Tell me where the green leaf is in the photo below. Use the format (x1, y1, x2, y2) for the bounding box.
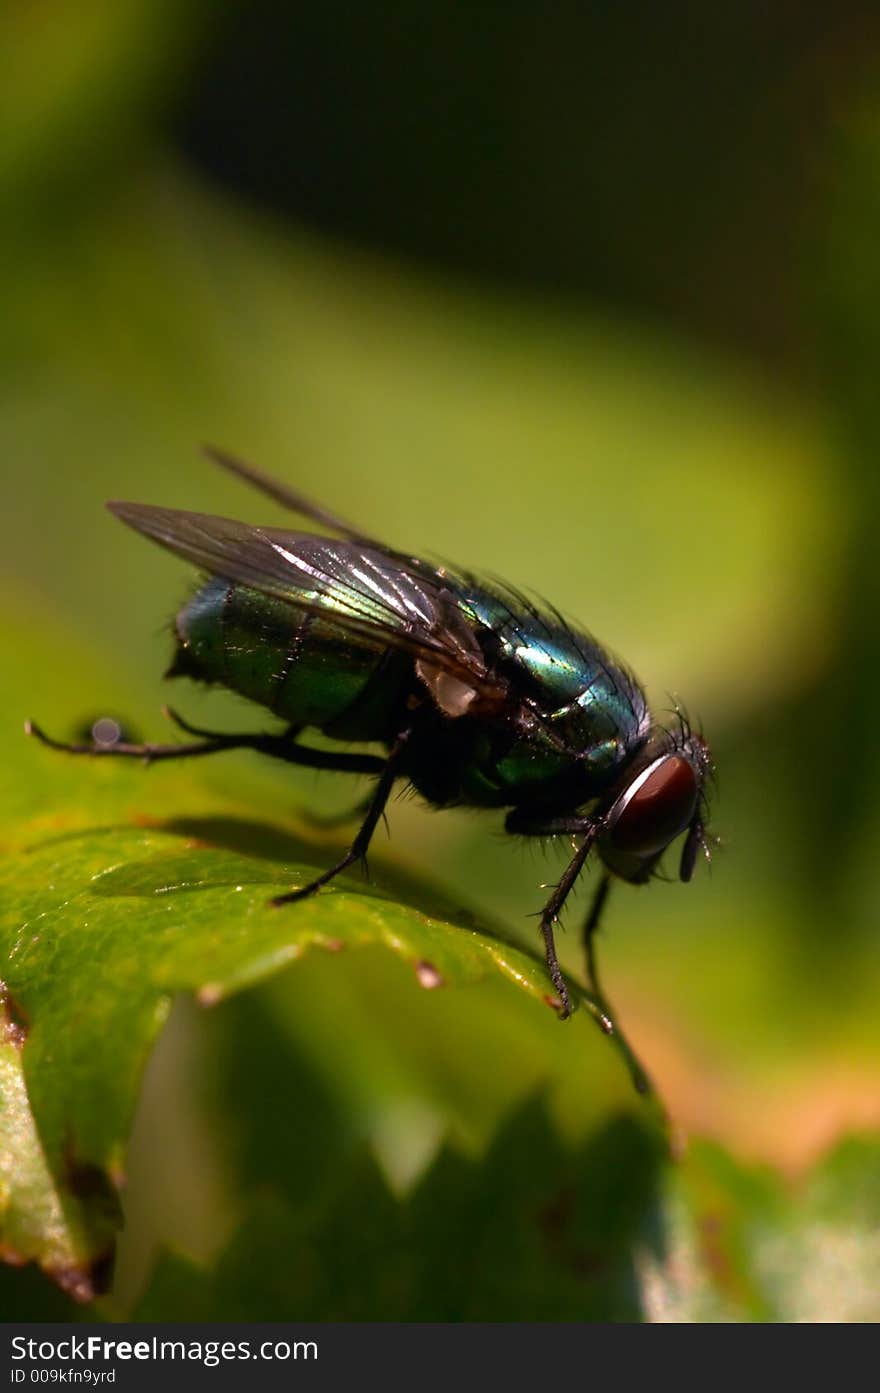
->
(136, 1096, 665, 1321)
(133, 1027, 880, 1323)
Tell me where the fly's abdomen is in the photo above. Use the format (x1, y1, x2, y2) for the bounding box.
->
(173, 577, 409, 739)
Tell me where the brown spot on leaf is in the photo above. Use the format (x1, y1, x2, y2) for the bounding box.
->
(0, 981, 29, 1047)
(415, 960, 444, 990)
(323, 937, 345, 953)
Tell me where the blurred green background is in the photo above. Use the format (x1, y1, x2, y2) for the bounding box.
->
(2, 1, 880, 1320)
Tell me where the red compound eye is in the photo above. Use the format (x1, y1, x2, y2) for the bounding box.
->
(609, 755, 699, 857)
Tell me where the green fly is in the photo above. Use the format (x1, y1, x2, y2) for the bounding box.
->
(28, 448, 713, 1034)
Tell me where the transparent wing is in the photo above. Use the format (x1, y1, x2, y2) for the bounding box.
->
(108, 502, 510, 708)
(202, 445, 377, 544)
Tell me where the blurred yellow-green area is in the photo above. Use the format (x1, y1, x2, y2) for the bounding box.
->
(2, 0, 880, 1320)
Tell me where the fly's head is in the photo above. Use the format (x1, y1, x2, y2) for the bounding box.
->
(596, 718, 713, 886)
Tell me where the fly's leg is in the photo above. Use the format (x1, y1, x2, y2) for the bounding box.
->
(679, 814, 706, 882)
(534, 835, 599, 1021)
(164, 711, 383, 827)
(271, 728, 411, 906)
(583, 871, 612, 1004)
(162, 718, 381, 824)
(25, 708, 386, 776)
(160, 708, 386, 775)
(505, 804, 653, 1094)
(579, 872, 652, 1097)
(25, 716, 234, 764)
(504, 808, 600, 1022)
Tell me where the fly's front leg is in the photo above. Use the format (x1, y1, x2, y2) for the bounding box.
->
(505, 807, 601, 1021)
(579, 871, 652, 1097)
(583, 871, 612, 1004)
(679, 814, 707, 882)
(506, 806, 652, 1094)
(534, 834, 599, 1021)
(271, 727, 411, 907)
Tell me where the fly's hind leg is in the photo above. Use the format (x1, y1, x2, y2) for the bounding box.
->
(164, 708, 387, 775)
(25, 707, 386, 776)
(162, 709, 384, 829)
(271, 727, 411, 907)
(25, 714, 234, 764)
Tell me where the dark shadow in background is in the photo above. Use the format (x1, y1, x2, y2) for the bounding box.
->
(173, 0, 878, 371)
